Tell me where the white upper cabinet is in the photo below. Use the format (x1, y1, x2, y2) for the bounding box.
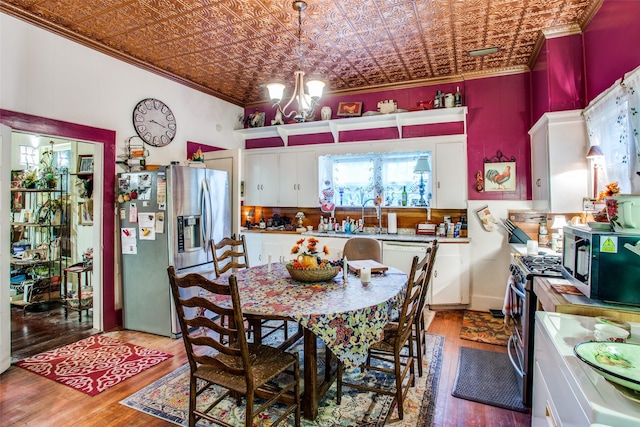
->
(529, 110, 588, 213)
(434, 141, 467, 209)
(245, 153, 279, 206)
(278, 151, 318, 207)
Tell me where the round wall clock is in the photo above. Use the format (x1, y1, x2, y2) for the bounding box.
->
(132, 98, 177, 147)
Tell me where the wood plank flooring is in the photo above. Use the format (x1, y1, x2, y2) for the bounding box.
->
(10, 302, 97, 363)
(1, 309, 531, 426)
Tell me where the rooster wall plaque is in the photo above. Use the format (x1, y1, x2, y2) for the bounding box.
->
(483, 150, 516, 192)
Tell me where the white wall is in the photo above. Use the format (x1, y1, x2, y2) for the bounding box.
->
(467, 200, 533, 312)
(0, 13, 244, 162)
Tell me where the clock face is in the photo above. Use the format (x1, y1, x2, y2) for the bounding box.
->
(132, 98, 177, 147)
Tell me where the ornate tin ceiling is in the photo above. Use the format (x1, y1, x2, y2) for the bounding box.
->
(2, 0, 602, 107)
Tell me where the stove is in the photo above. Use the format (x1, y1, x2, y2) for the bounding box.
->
(510, 254, 562, 291)
(507, 252, 562, 407)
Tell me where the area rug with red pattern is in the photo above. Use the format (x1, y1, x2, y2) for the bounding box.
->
(14, 334, 172, 396)
(459, 310, 509, 346)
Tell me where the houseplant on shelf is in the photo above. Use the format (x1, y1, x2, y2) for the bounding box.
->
(19, 168, 39, 189)
(39, 147, 58, 189)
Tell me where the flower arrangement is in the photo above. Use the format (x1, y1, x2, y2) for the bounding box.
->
(290, 237, 329, 257)
(39, 147, 59, 188)
(288, 237, 333, 270)
(19, 168, 39, 188)
(593, 182, 620, 222)
(597, 181, 620, 201)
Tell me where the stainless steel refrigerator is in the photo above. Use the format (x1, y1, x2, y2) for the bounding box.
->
(118, 165, 230, 337)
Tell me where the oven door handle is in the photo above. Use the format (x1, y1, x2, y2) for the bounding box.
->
(507, 335, 524, 378)
(510, 282, 526, 299)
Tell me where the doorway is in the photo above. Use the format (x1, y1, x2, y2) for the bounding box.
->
(0, 109, 119, 372)
(9, 134, 99, 361)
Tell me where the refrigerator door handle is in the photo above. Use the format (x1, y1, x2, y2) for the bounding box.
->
(201, 178, 212, 247)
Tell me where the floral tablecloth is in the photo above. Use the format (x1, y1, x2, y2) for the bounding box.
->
(209, 262, 407, 368)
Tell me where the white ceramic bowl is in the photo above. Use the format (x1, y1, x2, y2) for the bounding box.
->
(594, 323, 630, 343)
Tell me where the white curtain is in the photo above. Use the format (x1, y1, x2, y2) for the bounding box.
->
(623, 65, 640, 192)
(583, 77, 637, 194)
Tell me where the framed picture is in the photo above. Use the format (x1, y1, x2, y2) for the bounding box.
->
(79, 201, 93, 225)
(484, 161, 516, 192)
(78, 155, 94, 174)
(337, 101, 363, 117)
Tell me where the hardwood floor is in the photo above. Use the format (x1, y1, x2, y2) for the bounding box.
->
(1, 310, 531, 426)
(10, 302, 98, 363)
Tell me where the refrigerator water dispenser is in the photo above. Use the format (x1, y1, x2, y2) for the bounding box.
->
(177, 215, 202, 253)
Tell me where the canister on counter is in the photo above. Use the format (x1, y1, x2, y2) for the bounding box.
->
(538, 220, 550, 246)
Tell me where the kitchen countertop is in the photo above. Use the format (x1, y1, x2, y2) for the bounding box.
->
(509, 243, 560, 256)
(241, 228, 471, 243)
(534, 276, 640, 323)
(302, 231, 470, 243)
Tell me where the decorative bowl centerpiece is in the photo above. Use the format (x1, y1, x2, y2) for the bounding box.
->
(286, 263, 340, 282)
(286, 237, 341, 282)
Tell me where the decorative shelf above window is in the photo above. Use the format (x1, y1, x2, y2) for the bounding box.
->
(235, 107, 468, 148)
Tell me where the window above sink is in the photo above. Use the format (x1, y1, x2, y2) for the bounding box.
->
(319, 151, 432, 208)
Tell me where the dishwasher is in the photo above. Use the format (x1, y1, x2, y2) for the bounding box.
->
(382, 241, 431, 275)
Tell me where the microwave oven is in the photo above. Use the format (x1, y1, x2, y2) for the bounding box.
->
(562, 226, 640, 305)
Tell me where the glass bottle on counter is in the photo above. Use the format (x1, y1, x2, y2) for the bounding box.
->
(401, 186, 408, 206)
(538, 221, 549, 246)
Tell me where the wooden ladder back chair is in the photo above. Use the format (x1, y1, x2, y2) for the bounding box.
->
(414, 240, 439, 377)
(167, 266, 300, 427)
(210, 235, 293, 344)
(342, 237, 382, 262)
(210, 234, 249, 276)
(336, 254, 426, 420)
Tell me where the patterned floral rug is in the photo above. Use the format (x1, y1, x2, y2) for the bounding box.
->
(120, 333, 444, 426)
(459, 310, 510, 346)
(14, 335, 173, 396)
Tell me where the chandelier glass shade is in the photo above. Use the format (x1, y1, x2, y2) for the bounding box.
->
(266, 1, 325, 124)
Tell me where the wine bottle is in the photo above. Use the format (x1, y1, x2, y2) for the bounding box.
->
(454, 86, 462, 107)
(401, 186, 408, 206)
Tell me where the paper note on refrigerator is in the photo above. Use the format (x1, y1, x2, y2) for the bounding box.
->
(138, 213, 156, 240)
(121, 228, 137, 254)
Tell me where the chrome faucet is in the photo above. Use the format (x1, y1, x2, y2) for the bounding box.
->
(361, 198, 382, 234)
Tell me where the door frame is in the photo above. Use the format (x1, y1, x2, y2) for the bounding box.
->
(0, 109, 120, 331)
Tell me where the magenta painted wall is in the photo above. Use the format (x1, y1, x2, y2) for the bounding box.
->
(465, 74, 531, 201)
(583, 0, 640, 103)
(531, 34, 585, 123)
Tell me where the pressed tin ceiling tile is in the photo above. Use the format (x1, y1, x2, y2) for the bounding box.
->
(1, 0, 602, 106)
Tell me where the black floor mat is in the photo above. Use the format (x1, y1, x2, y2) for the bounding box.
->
(451, 346, 528, 413)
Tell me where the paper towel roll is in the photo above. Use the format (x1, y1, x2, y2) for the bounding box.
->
(388, 213, 398, 234)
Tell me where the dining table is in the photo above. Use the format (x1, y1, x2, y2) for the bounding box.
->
(203, 261, 408, 420)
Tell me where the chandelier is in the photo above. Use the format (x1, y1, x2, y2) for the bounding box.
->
(266, 1, 325, 124)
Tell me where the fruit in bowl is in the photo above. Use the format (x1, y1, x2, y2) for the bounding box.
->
(286, 257, 343, 283)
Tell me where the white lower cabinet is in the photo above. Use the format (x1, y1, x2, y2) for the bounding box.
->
(428, 242, 470, 305)
(241, 233, 348, 266)
(241, 232, 264, 266)
(382, 241, 470, 306)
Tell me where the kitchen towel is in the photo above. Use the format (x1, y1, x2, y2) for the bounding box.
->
(387, 213, 398, 234)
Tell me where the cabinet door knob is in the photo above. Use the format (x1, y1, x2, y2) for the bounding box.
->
(536, 179, 541, 187)
(434, 270, 438, 278)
